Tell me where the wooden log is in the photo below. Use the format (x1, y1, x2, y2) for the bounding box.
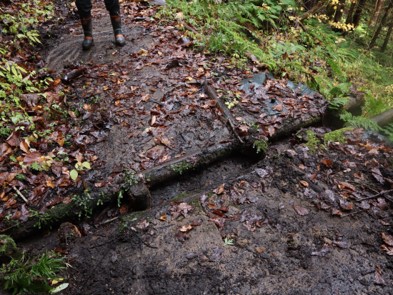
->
(323, 95, 365, 129)
(372, 108, 393, 127)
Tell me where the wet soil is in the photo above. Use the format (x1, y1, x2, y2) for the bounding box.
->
(20, 128, 393, 295)
(4, 0, 393, 294)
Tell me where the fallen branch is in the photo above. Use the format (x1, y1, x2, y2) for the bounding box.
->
(203, 80, 244, 144)
(12, 186, 29, 204)
(356, 189, 393, 202)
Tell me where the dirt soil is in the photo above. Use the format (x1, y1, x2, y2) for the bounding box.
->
(5, 0, 393, 294)
(24, 128, 393, 295)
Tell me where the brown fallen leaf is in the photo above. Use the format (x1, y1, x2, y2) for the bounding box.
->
(381, 244, 393, 256)
(381, 232, 393, 246)
(299, 180, 309, 187)
(320, 158, 333, 168)
(371, 167, 385, 184)
(339, 199, 354, 211)
(293, 204, 309, 216)
(179, 224, 193, 233)
(273, 104, 283, 112)
(159, 213, 167, 221)
(213, 184, 225, 195)
(374, 265, 386, 285)
(337, 181, 356, 191)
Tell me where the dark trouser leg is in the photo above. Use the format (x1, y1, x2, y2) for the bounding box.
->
(75, 0, 94, 50)
(75, 0, 92, 18)
(104, 0, 125, 46)
(104, 0, 120, 15)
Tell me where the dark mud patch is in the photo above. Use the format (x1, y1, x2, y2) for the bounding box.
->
(17, 129, 393, 295)
(46, 25, 153, 71)
(150, 153, 260, 207)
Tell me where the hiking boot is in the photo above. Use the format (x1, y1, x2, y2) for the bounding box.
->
(81, 16, 94, 50)
(82, 36, 94, 50)
(110, 15, 126, 46)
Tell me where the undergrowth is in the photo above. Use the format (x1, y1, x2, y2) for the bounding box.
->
(161, 0, 393, 139)
(0, 235, 67, 294)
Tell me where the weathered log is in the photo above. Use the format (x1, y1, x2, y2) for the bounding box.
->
(372, 108, 393, 127)
(323, 95, 365, 129)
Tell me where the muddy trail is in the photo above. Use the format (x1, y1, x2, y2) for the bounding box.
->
(3, 0, 393, 294)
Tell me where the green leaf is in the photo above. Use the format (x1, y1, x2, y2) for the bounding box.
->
(81, 161, 91, 170)
(70, 169, 78, 181)
(50, 283, 69, 293)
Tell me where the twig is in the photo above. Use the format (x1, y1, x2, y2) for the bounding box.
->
(12, 186, 29, 204)
(356, 189, 393, 202)
(97, 216, 119, 226)
(203, 81, 244, 144)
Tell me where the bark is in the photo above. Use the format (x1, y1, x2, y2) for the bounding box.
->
(369, 0, 393, 49)
(323, 95, 365, 129)
(345, 1, 357, 24)
(372, 109, 393, 127)
(333, 0, 346, 23)
(369, 0, 385, 26)
(352, 0, 367, 28)
(303, 0, 319, 10)
(381, 18, 393, 52)
(300, 1, 326, 21)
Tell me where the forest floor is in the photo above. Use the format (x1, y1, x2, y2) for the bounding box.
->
(4, 1, 393, 294)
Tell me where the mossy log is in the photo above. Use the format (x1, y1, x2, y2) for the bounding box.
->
(323, 95, 365, 129)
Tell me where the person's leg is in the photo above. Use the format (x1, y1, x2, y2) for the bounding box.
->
(104, 0, 125, 46)
(75, 0, 94, 50)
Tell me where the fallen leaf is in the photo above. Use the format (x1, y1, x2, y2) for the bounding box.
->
(382, 232, 393, 246)
(293, 204, 309, 216)
(213, 184, 225, 195)
(320, 158, 333, 168)
(19, 140, 30, 153)
(273, 104, 283, 112)
(179, 224, 193, 232)
(299, 180, 309, 187)
(371, 168, 384, 184)
(374, 265, 386, 285)
(136, 219, 149, 229)
(339, 199, 354, 211)
(381, 244, 393, 255)
(337, 181, 356, 191)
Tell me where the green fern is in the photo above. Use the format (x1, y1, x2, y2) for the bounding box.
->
(340, 111, 381, 131)
(382, 123, 393, 142)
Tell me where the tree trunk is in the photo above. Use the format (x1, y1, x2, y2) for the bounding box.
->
(369, 0, 385, 26)
(369, 0, 393, 49)
(381, 18, 393, 52)
(303, 0, 319, 11)
(333, 0, 346, 22)
(345, 1, 357, 24)
(352, 0, 367, 27)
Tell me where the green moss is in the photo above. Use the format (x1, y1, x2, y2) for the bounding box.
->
(170, 162, 192, 175)
(323, 128, 353, 145)
(304, 130, 320, 153)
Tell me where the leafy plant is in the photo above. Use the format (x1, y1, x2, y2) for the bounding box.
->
(0, 235, 66, 295)
(253, 139, 268, 154)
(171, 162, 192, 175)
(29, 210, 52, 230)
(73, 192, 93, 219)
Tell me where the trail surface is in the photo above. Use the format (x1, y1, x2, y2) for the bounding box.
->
(10, 1, 393, 294)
